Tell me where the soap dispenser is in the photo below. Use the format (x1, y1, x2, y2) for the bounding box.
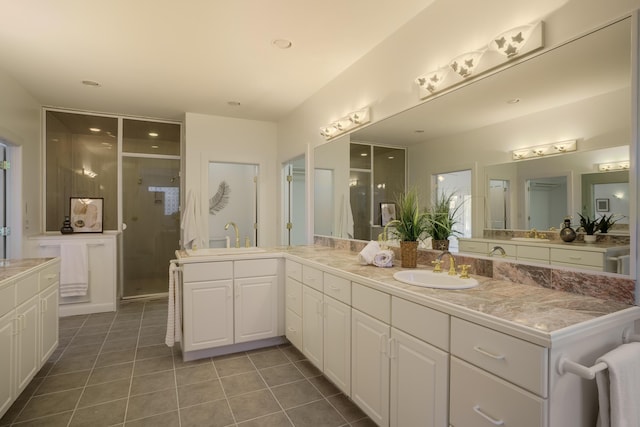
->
(559, 217, 576, 242)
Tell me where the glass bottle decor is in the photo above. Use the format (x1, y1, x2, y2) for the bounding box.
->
(559, 217, 576, 242)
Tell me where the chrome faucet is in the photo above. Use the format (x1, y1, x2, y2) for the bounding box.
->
(488, 245, 506, 257)
(436, 250, 457, 276)
(224, 222, 240, 248)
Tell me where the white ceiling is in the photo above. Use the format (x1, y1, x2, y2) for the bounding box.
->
(0, 0, 436, 122)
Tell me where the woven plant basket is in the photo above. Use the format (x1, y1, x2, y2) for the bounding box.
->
(400, 241, 418, 268)
(432, 239, 450, 251)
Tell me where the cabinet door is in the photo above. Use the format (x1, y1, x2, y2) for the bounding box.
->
(0, 310, 15, 417)
(352, 309, 390, 427)
(183, 280, 233, 352)
(323, 296, 351, 395)
(302, 285, 323, 368)
(40, 284, 59, 365)
(390, 328, 448, 427)
(234, 276, 278, 343)
(16, 295, 39, 393)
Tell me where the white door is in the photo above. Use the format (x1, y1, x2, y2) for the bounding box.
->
(302, 285, 324, 368)
(0, 309, 15, 416)
(40, 284, 59, 365)
(16, 295, 39, 393)
(323, 295, 351, 395)
(183, 280, 233, 351)
(351, 309, 390, 426)
(390, 328, 449, 427)
(234, 276, 278, 343)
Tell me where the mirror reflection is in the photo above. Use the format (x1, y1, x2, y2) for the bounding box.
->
(314, 17, 632, 275)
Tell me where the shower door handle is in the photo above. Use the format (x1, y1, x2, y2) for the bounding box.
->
(122, 223, 128, 230)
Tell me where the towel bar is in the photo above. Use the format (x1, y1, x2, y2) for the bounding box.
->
(557, 327, 640, 379)
(39, 242, 105, 247)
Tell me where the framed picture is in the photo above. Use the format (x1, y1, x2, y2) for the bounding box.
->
(596, 198, 609, 212)
(380, 202, 397, 226)
(70, 197, 104, 233)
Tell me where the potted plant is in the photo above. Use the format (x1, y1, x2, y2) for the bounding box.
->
(578, 213, 599, 243)
(387, 188, 429, 268)
(598, 213, 620, 233)
(426, 192, 462, 250)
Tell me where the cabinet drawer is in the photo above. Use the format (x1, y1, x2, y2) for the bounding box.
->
(302, 265, 323, 291)
(352, 282, 390, 323)
(39, 263, 60, 291)
(450, 357, 546, 427)
(183, 261, 233, 283)
(550, 248, 603, 268)
(458, 240, 488, 254)
(286, 259, 302, 282)
(451, 317, 548, 396)
(285, 309, 302, 349)
(0, 283, 15, 317)
(324, 273, 351, 305)
(285, 277, 302, 315)
(234, 258, 278, 278)
(391, 297, 449, 351)
(516, 245, 549, 261)
(16, 273, 39, 305)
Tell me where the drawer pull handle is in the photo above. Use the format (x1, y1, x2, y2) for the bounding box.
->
(473, 405, 504, 425)
(380, 334, 388, 355)
(329, 285, 340, 292)
(473, 346, 505, 360)
(569, 256, 581, 260)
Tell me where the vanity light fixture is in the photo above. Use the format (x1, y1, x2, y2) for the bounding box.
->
(320, 107, 371, 140)
(449, 51, 485, 78)
(489, 24, 537, 58)
(597, 160, 630, 172)
(511, 139, 577, 160)
(415, 68, 449, 94)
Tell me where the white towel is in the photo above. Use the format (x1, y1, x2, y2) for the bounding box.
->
(181, 189, 205, 250)
(59, 243, 89, 297)
(596, 342, 640, 427)
(373, 250, 394, 268)
(358, 241, 381, 265)
(165, 262, 182, 347)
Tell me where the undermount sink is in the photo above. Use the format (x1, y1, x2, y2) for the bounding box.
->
(185, 247, 267, 256)
(510, 237, 551, 242)
(393, 270, 479, 290)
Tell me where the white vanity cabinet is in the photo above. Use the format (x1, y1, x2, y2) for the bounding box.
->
(0, 259, 60, 420)
(302, 283, 324, 367)
(181, 258, 281, 357)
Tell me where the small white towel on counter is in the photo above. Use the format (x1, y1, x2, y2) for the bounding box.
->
(165, 262, 182, 347)
(358, 241, 381, 265)
(373, 250, 394, 268)
(596, 342, 640, 427)
(59, 242, 89, 297)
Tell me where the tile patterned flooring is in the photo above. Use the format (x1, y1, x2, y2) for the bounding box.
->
(0, 298, 375, 427)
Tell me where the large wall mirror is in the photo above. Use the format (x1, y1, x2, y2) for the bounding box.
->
(314, 16, 633, 275)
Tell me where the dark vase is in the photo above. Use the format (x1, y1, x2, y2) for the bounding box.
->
(559, 218, 576, 242)
(432, 239, 450, 251)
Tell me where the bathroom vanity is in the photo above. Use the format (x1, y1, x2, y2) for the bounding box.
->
(176, 246, 640, 427)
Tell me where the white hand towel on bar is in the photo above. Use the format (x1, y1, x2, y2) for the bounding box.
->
(358, 241, 381, 265)
(596, 341, 640, 427)
(165, 262, 182, 347)
(373, 250, 394, 268)
(181, 189, 205, 250)
(59, 242, 89, 297)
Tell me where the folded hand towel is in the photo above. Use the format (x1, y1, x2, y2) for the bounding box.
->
(596, 341, 640, 427)
(60, 243, 89, 297)
(165, 262, 182, 347)
(358, 241, 381, 265)
(373, 250, 394, 268)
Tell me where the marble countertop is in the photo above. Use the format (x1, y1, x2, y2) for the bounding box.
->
(459, 237, 629, 252)
(0, 258, 57, 282)
(177, 245, 640, 346)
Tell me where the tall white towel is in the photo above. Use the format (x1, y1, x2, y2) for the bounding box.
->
(596, 342, 640, 427)
(358, 241, 381, 265)
(59, 243, 89, 297)
(181, 189, 205, 250)
(165, 262, 182, 347)
(373, 250, 394, 268)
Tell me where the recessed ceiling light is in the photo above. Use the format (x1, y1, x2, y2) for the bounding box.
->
(507, 98, 521, 104)
(148, 132, 158, 137)
(82, 80, 101, 87)
(388, 156, 395, 159)
(89, 127, 101, 132)
(360, 153, 368, 157)
(272, 39, 292, 49)
(151, 145, 159, 149)
(414, 129, 425, 133)
(227, 101, 241, 107)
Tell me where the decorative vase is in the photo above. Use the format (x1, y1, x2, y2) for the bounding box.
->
(432, 239, 450, 251)
(400, 241, 418, 268)
(559, 218, 576, 242)
(60, 216, 74, 234)
(584, 234, 597, 243)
